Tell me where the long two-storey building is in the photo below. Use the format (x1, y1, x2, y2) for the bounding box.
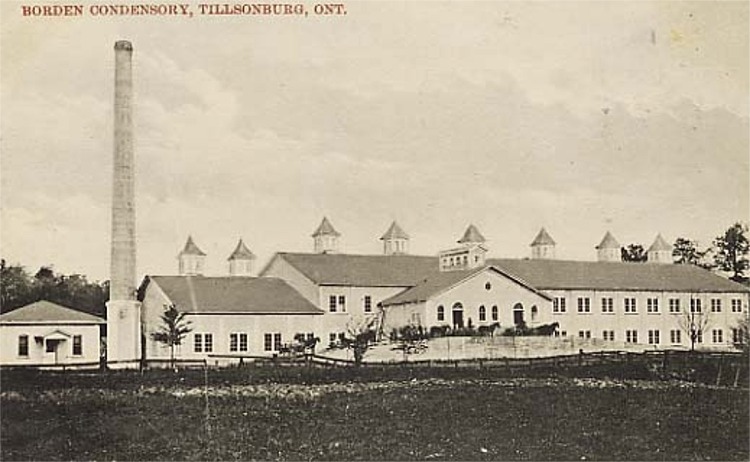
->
(135, 219, 749, 362)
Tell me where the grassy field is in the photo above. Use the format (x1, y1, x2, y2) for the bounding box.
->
(1, 367, 748, 461)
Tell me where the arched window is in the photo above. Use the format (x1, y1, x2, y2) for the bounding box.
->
(513, 303, 524, 326)
(479, 305, 486, 321)
(531, 305, 538, 321)
(437, 305, 445, 321)
(491, 305, 498, 321)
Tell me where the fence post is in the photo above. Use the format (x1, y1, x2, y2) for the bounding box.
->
(733, 365, 741, 388)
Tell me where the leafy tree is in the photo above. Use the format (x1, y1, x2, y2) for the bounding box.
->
(677, 303, 711, 352)
(151, 304, 192, 369)
(0, 260, 34, 311)
(621, 244, 647, 262)
(341, 317, 378, 366)
(733, 311, 749, 355)
(0, 260, 108, 316)
(672, 238, 709, 266)
(714, 223, 749, 283)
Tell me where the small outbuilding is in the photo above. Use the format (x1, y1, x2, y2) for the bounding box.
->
(0, 300, 105, 367)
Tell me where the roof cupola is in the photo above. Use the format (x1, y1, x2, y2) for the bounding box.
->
(178, 236, 206, 275)
(530, 227, 556, 260)
(380, 221, 410, 255)
(228, 238, 256, 276)
(312, 217, 340, 254)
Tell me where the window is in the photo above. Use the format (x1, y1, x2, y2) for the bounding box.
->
(338, 295, 346, 312)
(194, 333, 203, 353)
(626, 330, 638, 343)
(264, 333, 273, 351)
(710, 299, 722, 313)
(72, 335, 82, 355)
(364, 295, 372, 313)
(733, 328, 743, 344)
(479, 305, 486, 321)
(230, 333, 248, 352)
(491, 305, 498, 321)
(555, 330, 568, 338)
(329, 333, 337, 344)
(553, 297, 566, 313)
(46, 341, 55, 353)
(690, 298, 702, 313)
(601, 297, 614, 313)
(603, 330, 615, 341)
(624, 298, 637, 313)
(670, 330, 681, 344)
(577, 297, 590, 313)
(732, 299, 742, 312)
(485, 282, 492, 291)
(669, 298, 681, 313)
(647, 298, 659, 313)
(437, 305, 445, 321)
(696, 331, 703, 343)
(274, 333, 282, 351)
(712, 329, 723, 344)
(531, 305, 538, 321)
(204, 334, 213, 353)
(648, 330, 660, 345)
(329, 295, 337, 312)
(18, 335, 28, 357)
(578, 330, 591, 339)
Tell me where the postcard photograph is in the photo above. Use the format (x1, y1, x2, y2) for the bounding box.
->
(1, 1, 748, 460)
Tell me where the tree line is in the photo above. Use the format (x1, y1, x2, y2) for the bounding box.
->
(622, 222, 749, 283)
(0, 259, 108, 317)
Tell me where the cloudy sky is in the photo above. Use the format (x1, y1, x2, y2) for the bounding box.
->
(1, 1, 748, 282)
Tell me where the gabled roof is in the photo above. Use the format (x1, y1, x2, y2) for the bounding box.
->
(263, 252, 750, 293)
(647, 234, 672, 252)
(382, 266, 552, 306)
(143, 276, 323, 315)
(457, 224, 486, 244)
(380, 221, 409, 240)
(596, 231, 620, 250)
(227, 239, 256, 261)
(268, 252, 439, 286)
(179, 236, 206, 256)
(0, 300, 105, 324)
(530, 228, 556, 246)
(487, 258, 750, 293)
(312, 217, 341, 237)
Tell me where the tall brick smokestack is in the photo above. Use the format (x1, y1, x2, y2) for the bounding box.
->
(111, 40, 135, 301)
(107, 40, 141, 366)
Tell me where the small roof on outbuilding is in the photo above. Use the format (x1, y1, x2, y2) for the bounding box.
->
(0, 300, 105, 324)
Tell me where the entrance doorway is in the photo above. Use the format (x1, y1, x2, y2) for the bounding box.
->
(452, 302, 464, 329)
(45, 339, 64, 364)
(513, 303, 524, 326)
